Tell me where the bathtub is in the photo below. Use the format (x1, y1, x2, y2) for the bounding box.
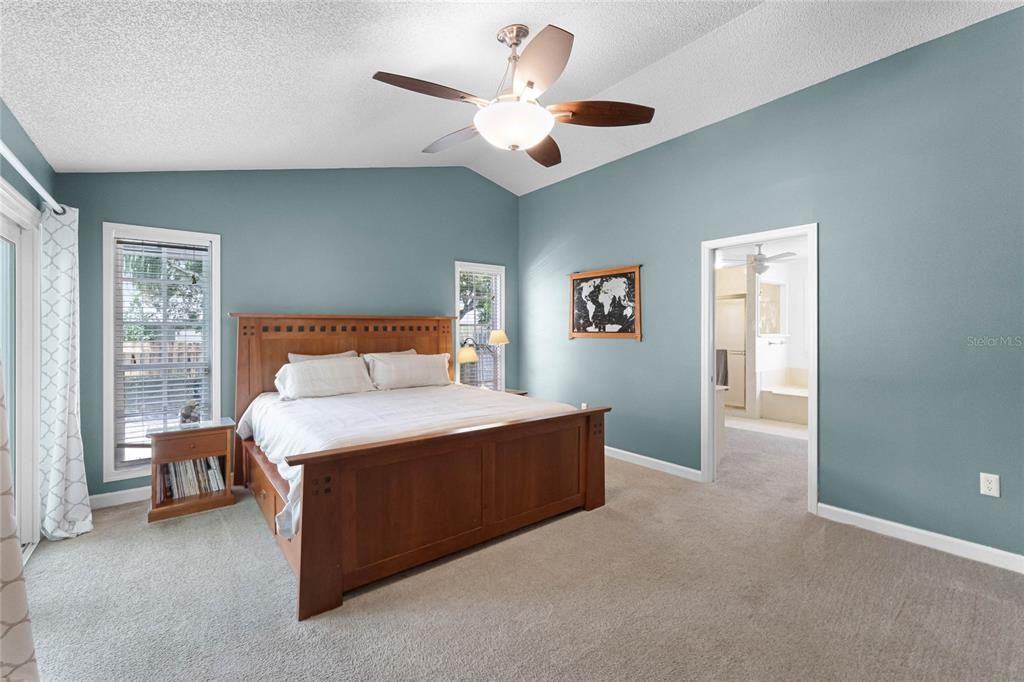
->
(758, 368, 808, 425)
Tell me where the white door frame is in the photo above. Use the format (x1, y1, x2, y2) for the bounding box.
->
(0, 177, 42, 549)
(700, 223, 819, 514)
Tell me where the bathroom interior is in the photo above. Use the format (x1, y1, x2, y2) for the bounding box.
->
(714, 236, 809, 438)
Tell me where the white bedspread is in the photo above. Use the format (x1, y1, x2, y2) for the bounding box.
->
(237, 384, 576, 537)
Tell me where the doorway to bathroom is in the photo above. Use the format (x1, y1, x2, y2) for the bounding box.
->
(699, 224, 819, 514)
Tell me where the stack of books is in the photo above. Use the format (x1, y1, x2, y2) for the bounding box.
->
(158, 457, 227, 503)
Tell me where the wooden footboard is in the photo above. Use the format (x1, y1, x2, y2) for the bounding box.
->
(244, 407, 608, 620)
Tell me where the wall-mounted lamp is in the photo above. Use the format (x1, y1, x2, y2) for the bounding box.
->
(457, 332, 510, 386)
(487, 329, 510, 346)
(456, 338, 479, 366)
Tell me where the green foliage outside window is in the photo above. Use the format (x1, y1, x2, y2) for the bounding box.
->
(121, 252, 206, 342)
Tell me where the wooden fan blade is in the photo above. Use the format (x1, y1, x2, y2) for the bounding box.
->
(526, 136, 561, 167)
(549, 101, 655, 127)
(372, 72, 488, 106)
(422, 126, 478, 153)
(514, 25, 574, 98)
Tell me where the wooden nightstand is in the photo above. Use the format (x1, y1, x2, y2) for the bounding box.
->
(147, 418, 235, 522)
(505, 388, 528, 396)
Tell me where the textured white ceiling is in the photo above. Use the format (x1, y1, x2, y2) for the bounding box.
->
(1, 1, 1020, 195)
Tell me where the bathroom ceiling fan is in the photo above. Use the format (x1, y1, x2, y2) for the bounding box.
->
(719, 244, 797, 274)
(372, 23, 655, 167)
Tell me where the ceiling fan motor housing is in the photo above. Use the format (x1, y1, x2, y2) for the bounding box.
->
(497, 24, 530, 47)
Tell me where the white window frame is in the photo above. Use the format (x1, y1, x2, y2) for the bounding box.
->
(0, 176, 42, 552)
(102, 222, 221, 483)
(454, 260, 506, 391)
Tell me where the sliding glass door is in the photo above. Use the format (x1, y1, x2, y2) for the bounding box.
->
(1, 227, 15, 496)
(1, 213, 37, 549)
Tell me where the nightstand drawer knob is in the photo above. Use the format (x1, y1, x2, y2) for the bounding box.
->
(189, 443, 196, 449)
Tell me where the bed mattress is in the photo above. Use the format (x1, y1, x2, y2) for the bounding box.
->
(237, 384, 576, 537)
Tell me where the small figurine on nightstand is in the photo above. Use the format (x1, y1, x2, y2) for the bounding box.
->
(179, 399, 201, 425)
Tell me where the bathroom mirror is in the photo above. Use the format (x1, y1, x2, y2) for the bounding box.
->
(758, 281, 787, 336)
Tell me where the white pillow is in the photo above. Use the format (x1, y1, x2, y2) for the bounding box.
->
(288, 350, 357, 363)
(367, 353, 451, 390)
(274, 356, 376, 400)
(360, 349, 416, 363)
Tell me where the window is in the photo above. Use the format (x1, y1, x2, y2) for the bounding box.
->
(103, 223, 220, 482)
(455, 261, 505, 391)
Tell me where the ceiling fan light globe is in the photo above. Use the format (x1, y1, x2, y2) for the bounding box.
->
(473, 100, 554, 152)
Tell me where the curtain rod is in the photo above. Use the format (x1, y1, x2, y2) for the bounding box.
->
(0, 140, 65, 215)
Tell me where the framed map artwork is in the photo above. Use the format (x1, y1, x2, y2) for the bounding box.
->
(569, 265, 641, 341)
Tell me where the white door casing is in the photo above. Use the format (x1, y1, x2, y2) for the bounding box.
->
(700, 223, 819, 514)
(0, 177, 42, 549)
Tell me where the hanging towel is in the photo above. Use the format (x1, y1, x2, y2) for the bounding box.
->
(715, 349, 729, 387)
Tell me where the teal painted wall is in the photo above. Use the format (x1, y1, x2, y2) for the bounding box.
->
(1, 98, 56, 208)
(518, 12, 1023, 553)
(57, 168, 520, 494)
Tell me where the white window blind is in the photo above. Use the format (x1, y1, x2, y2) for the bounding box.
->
(456, 262, 505, 391)
(113, 238, 212, 467)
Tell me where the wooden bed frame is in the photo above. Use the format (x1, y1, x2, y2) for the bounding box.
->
(230, 313, 610, 620)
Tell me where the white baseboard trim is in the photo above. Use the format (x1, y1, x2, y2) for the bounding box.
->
(818, 504, 1024, 575)
(606, 446, 704, 482)
(90, 486, 150, 510)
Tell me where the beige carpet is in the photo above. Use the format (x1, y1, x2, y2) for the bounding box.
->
(26, 429, 1024, 681)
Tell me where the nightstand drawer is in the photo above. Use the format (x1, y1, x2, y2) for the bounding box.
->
(153, 430, 227, 461)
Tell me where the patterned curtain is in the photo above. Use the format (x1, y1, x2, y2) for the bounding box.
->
(39, 206, 92, 540)
(0, 358, 38, 681)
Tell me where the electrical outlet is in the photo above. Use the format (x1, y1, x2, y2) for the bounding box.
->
(980, 473, 1000, 498)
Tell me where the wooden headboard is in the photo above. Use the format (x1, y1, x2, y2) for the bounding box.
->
(230, 313, 455, 424)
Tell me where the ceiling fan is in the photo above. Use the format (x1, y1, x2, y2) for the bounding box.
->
(719, 244, 798, 274)
(372, 23, 655, 168)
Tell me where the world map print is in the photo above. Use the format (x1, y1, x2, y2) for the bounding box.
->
(572, 271, 637, 333)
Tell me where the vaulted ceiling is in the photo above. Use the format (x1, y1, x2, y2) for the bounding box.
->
(1, 1, 1019, 195)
